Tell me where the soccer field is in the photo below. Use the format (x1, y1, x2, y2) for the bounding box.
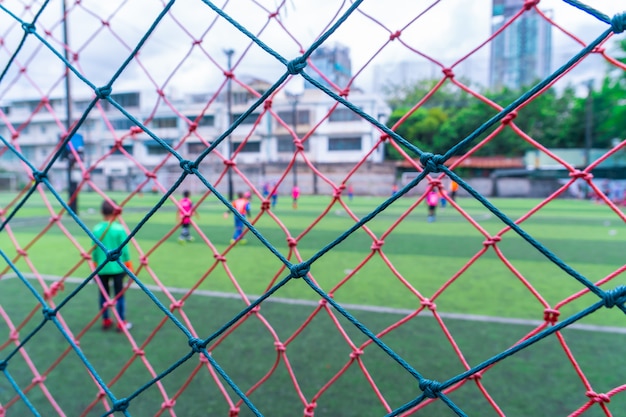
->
(1, 192, 626, 416)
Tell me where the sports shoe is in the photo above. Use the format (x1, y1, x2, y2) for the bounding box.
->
(102, 318, 113, 330)
(117, 321, 133, 332)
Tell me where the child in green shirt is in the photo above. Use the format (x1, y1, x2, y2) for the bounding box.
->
(91, 199, 133, 331)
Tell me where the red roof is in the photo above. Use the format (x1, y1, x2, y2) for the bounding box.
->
(399, 155, 525, 169)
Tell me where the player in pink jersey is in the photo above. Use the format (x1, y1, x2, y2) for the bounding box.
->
(178, 190, 196, 243)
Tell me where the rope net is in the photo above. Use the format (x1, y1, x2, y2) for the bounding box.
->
(1, 0, 626, 416)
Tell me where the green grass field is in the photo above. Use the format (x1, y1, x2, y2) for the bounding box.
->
(1, 191, 626, 416)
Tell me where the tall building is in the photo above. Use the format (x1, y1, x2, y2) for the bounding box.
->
(490, 0, 552, 90)
(305, 44, 352, 90)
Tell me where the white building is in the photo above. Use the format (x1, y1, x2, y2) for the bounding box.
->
(0, 82, 390, 191)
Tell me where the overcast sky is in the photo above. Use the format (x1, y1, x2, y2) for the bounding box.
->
(0, 0, 625, 102)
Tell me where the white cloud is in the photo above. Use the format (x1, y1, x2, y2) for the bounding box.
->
(0, 0, 624, 101)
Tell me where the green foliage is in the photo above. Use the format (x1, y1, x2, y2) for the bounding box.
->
(383, 43, 626, 160)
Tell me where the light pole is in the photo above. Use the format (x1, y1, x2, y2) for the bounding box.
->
(584, 79, 593, 168)
(224, 48, 235, 202)
(62, 0, 78, 213)
(285, 91, 301, 188)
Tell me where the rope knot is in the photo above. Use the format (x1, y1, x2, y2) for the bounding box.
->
(133, 348, 145, 356)
(10, 330, 19, 341)
(44, 281, 64, 300)
(468, 372, 483, 380)
(289, 262, 310, 279)
(339, 88, 350, 97)
(32, 170, 46, 183)
(95, 86, 112, 99)
(419, 379, 441, 399)
(50, 214, 61, 223)
(603, 286, 626, 308)
(569, 170, 593, 180)
(269, 11, 279, 18)
(428, 179, 442, 188)
(592, 46, 605, 54)
(264, 100, 272, 110)
(611, 12, 626, 34)
(156, 89, 165, 97)
(543, 308, 560, 325)
(304, 403, 317, 417)
(371, 240, 384, 251)
(333, 187, 344, 198)
(523, 0, 539, 10)
(170, 300, 184, 311)
(11, 131, 19, 139)
(130, 126, 143, 134)
(179, 159, 196, 174)
(287, 56, 307, 75)
(502, 111, 517, 125)
(274, 342, 286, 352)
(224, 160, 236, 167)
(420, 152, 444, 173)
(586, 391, 610, 403)
(106, 248, 122, 262)
(261, 200, 271, 211)
(193, 39, 202, 45)
(229, 408, 240, 417)
(482, 236, 501, 247)
(318, 299, 328, 307)
(224, 70, 234, 79)
(188, 122, 198, 132)
(420, 299, 436, 310)
(442, 68, 454, 78)
(146, 171, 157, 179)
(188, 337, 205, 353)
(389, 30, 401, 40)
(42, 307, 56, 320)
(294, 139, 305, 151)
(32, 375, 45, 384)
(287, 237, 298, 247)
(113, 398, 130, 412)
(17, 248, 27, 256)
(21, 22, 36, 34)
(380, 133, 390, 142)
(350, 349, 363, 359)
(214, 254, 226, 262)
(140, 255, 148, 265)
(161, 399, 176, 409)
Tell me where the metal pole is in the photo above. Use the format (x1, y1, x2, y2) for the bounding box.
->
(584, 80, 593, 167)
(62, 1, 77, 213)
(225, 49, 234, 202)
(292, 96, 298, 188)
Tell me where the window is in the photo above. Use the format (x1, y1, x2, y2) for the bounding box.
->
(329, 107, 361, 122)
(145, 139, 174, 156)
(232, 141, 260, 153)
(109, 145, 134, 156)
(277, 135, 309, 152)
(187, 115, 214, 127)
(187, 142, 207, 154)
(231, 112, 260, 125)
(328, 137, 361, 151)
(277, 109, 310, 125)
(111, 92, 140, 108)
(110, 118, 136, 130)
(152, 117, 178, 128)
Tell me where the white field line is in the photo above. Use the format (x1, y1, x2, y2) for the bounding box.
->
(4, 274, 626, 335)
